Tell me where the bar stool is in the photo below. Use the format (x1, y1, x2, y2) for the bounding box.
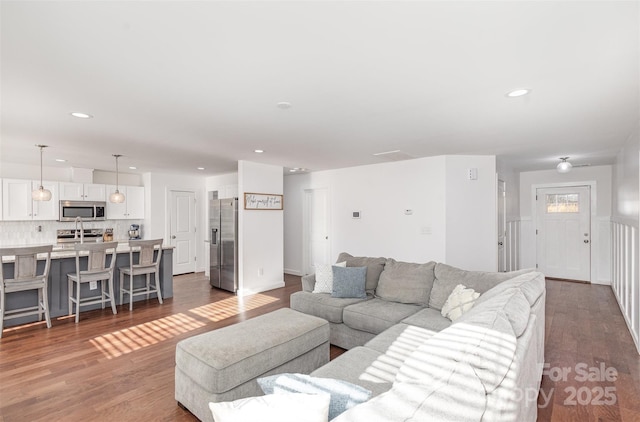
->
(67, 241, 118, 323)
(0, 245, 53, 338)
(119, 239, 164, 310)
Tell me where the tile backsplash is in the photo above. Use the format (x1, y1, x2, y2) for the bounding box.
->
(0, 220, 143, 247)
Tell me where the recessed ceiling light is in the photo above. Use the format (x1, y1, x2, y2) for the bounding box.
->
(55, 158, 67, 162)
(70, 112, 93, 119)
(289, 167, 307, 173)
(129, 166, 137, 170)
(506, 89, 530, 97)
(197, 167, 205, 170)
(254, 149, 264, 153)
(276, 102, 292, 109)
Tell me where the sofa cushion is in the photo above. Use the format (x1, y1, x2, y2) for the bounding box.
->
(397, 310, 517, 394)
(332, 369, 486, 422)
(343, 298, 423, 335)
(458, 287, 531, 337)
(375, 259, 436, 305)
(364, 323, 436, 356)
(290, 291, 369, 324)
(312, 261, 346, 294)
(401, 307, 452, 333)
(337, 253, 386, 294)
(429, 263, 531, 311)
(332, 266, 367, 299)
(474, 270, 543, 308)
(311, 346, 394, 397)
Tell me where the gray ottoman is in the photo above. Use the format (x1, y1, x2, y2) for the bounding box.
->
(175, 308, 330, 422)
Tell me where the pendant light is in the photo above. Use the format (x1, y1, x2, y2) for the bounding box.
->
(557, 157, 572, 174)
(32, 145, 52, 201)
(109, 154, 126, 203)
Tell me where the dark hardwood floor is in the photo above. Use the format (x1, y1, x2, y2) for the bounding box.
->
(0, 274, 638, 421)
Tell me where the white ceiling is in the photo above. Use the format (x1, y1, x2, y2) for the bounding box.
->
(1, 1, 638, 177)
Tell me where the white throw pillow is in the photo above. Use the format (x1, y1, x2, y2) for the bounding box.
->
(441, 284, 480, 321)
(313, 261, 346, 293)
(209, 393, 330, 422)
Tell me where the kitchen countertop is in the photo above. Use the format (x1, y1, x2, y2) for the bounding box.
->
(1, 241, 174, 263)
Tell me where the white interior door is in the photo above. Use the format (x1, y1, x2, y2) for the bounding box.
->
(303, 188, 330, 275)
(498, 179, 506, 272)
(536, 186, 591, 281)
(170, 190, 196, 275)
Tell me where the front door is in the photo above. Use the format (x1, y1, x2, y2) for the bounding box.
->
(170, 190, 196, 275)
(536, 186, 591, 281)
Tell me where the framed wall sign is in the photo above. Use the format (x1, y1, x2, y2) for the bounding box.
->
(244, 193, 283, 210)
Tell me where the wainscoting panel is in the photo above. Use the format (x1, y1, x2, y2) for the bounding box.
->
(506, 220, 520, 272)
(611, 219, 640, 354)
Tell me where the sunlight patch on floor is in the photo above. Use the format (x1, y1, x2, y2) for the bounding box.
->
(89, 313, 205, 359)
(188, 293, 278, 322)
(89, 293, 279, 359)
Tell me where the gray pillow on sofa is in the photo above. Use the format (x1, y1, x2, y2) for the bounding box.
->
(336, 253, 386, 294)
(375, 259, 436, 305)
(257, 373, 372, 421)
(428, 264, 532, 311)
(332, 266, 367, 299)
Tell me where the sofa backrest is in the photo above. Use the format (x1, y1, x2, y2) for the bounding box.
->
(375, 259, 436, 305)
(337, 252, 386, 294)
(428, 264, 534, 311)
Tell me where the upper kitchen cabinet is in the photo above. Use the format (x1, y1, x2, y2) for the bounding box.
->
(2, 179, 59, 221)
(59, 182, 106, 201)
(106, 185, 144, 219)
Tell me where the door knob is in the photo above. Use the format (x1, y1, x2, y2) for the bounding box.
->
(172, 235, 176, 239)
(498, 242, 504, 246)
(584, 239, 590, 243)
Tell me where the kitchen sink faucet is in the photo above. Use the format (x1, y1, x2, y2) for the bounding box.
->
(74, 216, 84, 244)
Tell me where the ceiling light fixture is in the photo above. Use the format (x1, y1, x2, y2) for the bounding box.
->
(506, 89, 530, 97)
(55, 158, 67, 162)
(276, 102, 292, 109)
(129, 166, 137, 170)
(32, 145, 52, 201)
(197, 167, 205, 170)
(109, 154, 125, 203)
(557, 157, 572, 173)
(254, 149, 264, 154)
(70, 112, 93, 119)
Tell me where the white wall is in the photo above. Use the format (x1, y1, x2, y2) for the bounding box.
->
(284, 155, 498, 274)
(519, 165, 613, 283)
(238, 161, 284, 295)
(445, 156, 498, 271)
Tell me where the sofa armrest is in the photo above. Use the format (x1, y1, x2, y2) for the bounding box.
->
(301, 274, 316, 292)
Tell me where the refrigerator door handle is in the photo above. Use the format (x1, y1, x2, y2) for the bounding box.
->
(211, 228, 218, 244)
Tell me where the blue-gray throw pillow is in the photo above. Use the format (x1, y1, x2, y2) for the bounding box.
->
(331, 265, 367, 298)
(257, 373, 372, 420)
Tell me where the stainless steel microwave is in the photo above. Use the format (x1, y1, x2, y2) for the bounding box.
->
(59, 200, 106, 222)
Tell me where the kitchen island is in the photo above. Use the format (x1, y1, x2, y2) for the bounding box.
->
(1, 244, 173, 327)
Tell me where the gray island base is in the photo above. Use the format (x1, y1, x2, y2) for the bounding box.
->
(1, 246, 173, 328)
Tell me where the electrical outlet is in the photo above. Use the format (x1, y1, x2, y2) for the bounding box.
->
(90, 281, 98, 290)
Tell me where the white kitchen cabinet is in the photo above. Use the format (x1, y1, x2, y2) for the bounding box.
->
(2, 179, 59, 221)
(59, 182, 106, 201)
(106, 185, 145, 219)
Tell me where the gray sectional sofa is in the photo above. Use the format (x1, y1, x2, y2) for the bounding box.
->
(290, 253, 546, 421)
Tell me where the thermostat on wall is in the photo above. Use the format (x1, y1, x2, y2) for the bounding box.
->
(352, 211, 361, 219)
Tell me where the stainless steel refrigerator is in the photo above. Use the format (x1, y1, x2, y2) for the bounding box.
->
(209, 198, 238, 293)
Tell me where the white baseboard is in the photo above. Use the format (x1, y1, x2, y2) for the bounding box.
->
(237, 281, 285, 297)
(284, 268, 303, 276)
